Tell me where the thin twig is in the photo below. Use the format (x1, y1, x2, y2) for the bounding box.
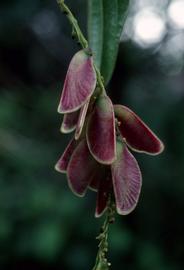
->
(92, 199, 116, 270)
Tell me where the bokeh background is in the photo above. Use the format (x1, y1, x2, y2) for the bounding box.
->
(0, 0, 184, 269)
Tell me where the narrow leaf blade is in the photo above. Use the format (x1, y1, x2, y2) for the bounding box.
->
(88, 0, 103, 68)
(101, 0, 118, 84)
(117, 0, 129, 35)
(101, 0, 129, 84)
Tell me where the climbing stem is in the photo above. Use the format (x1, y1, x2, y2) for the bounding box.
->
(57, 3, 116, 269)
(57, 0, 88, 48)
(56, 0, 106, 95)
(92, 198, 116, 270)
(94, 66, 106, 95)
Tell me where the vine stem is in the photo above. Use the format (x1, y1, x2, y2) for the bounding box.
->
(92, 198, 116, 270)
(56, 0, 106, 94)
(56, 2, 115, 269)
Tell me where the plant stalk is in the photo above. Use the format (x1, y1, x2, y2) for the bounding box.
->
(92, 199, 115, 270)
(56, 2, 115, 269)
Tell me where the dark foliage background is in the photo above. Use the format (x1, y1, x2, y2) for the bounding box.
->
(0, 1, 184, 270)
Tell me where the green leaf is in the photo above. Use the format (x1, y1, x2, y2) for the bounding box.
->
(88, 0, 103, 69)
(101, 0, 129, 85)
(117, 0, 129, 35)
(101, 0, 118, 84)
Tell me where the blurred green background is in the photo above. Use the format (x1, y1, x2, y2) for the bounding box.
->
(0, 0, 184, 269)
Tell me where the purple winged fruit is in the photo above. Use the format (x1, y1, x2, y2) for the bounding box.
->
(55, 49, 164, 217)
